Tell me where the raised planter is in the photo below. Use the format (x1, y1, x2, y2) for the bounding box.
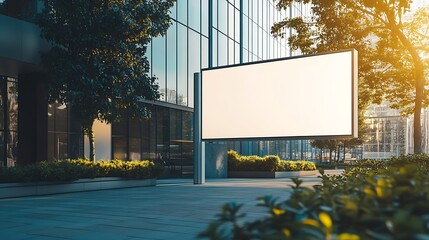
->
(0, 177, 156, 199)
(228, 170, 318, 178)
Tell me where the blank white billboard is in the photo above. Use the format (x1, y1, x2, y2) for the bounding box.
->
(201, 49, 358, 141)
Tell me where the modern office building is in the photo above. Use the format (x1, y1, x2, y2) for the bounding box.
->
(363, 103, 408, 159)
(363, 102, 429, 159)
(0, 0, 325, 177)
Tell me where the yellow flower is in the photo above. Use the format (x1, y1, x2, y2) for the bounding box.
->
(376, 186, 385, 199)
(377, 178, 386, 187)
(337, 233, 360, 240)
(363, 188, 375, 198)
(302, 219, 319, 227)
(272, 208, 285, 216)
(319, 212, 332, 229)
(282, 228, 291, 237)
(345, 201, 358, 211)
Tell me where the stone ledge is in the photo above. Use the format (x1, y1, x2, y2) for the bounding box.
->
(228, 170, 318, 178)
(0, 178, 156, 199)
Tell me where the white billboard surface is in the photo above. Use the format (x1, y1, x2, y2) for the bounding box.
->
(201, 50, 358, 140)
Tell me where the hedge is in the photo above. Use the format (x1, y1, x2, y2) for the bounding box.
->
(228, 150, 316, 172)
(200, 154, 429, 239)
(0, 159, 164, 183)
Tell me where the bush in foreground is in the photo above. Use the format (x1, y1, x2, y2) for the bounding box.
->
(228, 150, 316, 172)
(201, 154, 429, 239)
(0, 159, 163, 183)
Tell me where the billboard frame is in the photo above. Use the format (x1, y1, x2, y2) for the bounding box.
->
(200, 49, 358, 142)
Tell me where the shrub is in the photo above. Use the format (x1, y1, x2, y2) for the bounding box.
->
(228, 150, 316, 172)
(0, 159, 163, 183)
(200, 154, 429, 239)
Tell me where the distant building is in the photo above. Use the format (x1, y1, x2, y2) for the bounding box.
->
(363, 103, 429, 159)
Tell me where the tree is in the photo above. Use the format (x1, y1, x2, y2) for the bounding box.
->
(37, 0, 175, 161)
(272, 0, 429, 153)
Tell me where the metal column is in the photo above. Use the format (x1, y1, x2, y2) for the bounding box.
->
(193, 72, 205, 184)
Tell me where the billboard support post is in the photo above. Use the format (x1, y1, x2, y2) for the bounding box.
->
(193, 72, 205, 184)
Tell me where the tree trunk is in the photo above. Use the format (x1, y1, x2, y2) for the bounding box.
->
(88, 125, 95, 162)
(414, 79, 423, 154)
(343, 145, 346, 161)
(329, 149, 332, 162)
(385, 11, 424, 153)
(319, 148, 323, 164)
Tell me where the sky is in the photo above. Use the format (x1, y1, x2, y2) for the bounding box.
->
(411, 0, 429, 11)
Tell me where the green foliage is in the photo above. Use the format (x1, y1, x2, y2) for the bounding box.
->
(37, 0, 175, 160)
(272, 0, 429, 153)
(201, 154, 429, 239)
(0, 159, 163, 183)
(228, 150, 316, 172)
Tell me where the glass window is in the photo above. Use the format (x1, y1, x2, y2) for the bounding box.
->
(170, 0, 177, 19)
(228, 3, 234, 38)
(243, 16, 248, 50)
(167, 21, 177, 104)
(228, 39, 234, 64)
(156, 106, 169, 160)
(202, 37, 209, 69)
(55, 104, 68, 132)
(201, 0, 208, 36)
(212, 0, 217, 29)
(69, 133, 82, 159)
(112, 114, 127, 136)
(129, 138, 141, 160)
(218, 32, 228, 66)
(0, 131, 5, 166)
(235, 42, 240, 64)
(112, 137, 127, 160)
(152, 36, 166, 101)
(56, 133, 68, 160)
(6, 131, 17, 166)
(252, 23, 257, 56)
(235, 9, 240, 41)
(188, 0, 200, 32)
(7, 80, 18, 131)
(188, 30, 200, 108)
(177, 24, 188, 106)
(181, 111, 193, 173)
(218, 0, 227, 34)
(0, 77, 4, 131)
(243, 0, 248, 16)
(212, 30, 218, 67)
(129, 119, 141, 138)
(48, 133, 54, 161)
(177, 0, 187, 25)
(243, 49, 249, 63)
(48, 104, 54, 131)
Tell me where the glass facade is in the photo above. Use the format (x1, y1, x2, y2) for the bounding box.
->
(363, 103, 408, 159)
(47, 103, 84, 160)
(0, 76, 18, 167)
(139, 0, 317, 163)
(111, 104, 193, 178)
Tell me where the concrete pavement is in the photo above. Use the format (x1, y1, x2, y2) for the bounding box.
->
(0, 172, 341, 240)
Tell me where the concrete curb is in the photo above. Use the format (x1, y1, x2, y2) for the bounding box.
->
(0, 178, 156, 199)
(228, 170, 318, 178)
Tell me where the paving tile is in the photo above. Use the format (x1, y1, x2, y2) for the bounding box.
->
(0, 176, 325, 240)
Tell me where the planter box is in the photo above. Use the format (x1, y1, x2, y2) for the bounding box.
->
(228, 170, 318, 178)
(0, 177, 156, 199)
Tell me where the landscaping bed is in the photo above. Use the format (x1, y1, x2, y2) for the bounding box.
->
(0, 177, 156, 199)
(201, 154, 429, 239)
(0, 159, 162, 198)
(227, 151, 317, 178)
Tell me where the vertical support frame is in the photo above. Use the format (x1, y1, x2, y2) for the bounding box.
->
(193, 72, 205, 184)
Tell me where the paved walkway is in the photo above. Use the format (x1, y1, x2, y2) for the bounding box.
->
(0, 172, 341, 240)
